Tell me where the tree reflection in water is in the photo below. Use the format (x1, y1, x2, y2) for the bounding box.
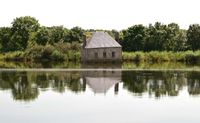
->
(122, 71, 186, 97)
(0, 70, 200, 101)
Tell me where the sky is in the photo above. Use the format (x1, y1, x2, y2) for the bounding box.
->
(1, 0, 200, 30)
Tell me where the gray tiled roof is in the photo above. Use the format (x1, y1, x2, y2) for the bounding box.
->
(85, 31, 121, 49)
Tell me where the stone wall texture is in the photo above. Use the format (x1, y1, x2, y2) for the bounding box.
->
(81, 47, 122, 62)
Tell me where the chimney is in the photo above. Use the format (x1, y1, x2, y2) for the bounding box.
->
(83, 35, 86, 48)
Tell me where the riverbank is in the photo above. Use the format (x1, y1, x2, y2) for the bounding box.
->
(0, 44, 80, 62)
(0, 60, 200, 70)
(1, 50, 200, 63)
(123, 51, 200, 62)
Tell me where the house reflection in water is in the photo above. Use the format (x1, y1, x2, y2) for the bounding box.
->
(81, 70, 121, 94)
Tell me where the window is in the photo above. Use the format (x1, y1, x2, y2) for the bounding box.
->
(95, 52, 98, 58)
(112, 52, 115, 58)
(103, 52, 106, 58)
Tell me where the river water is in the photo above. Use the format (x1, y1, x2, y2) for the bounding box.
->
(0, 68, 200, 123)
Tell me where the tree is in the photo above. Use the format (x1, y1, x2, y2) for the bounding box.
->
(187, 24, 200, 50)
(145, 22, 167, 51)
(48, 26, 67, 44)
(165, 23, 187, 51)
(35, 27, 50, 45)
(111, 29, 120, 42)
(11, 16, 40, 50)
(0, 27, 12, 52)
(122, 25, 147, 51)
(68, 26, 84, 43)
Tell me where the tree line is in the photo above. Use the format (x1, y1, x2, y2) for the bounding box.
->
(121, 23, 200, 51)
(0, 16, 200, 52)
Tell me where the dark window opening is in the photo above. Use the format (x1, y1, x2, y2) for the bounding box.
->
(112, 52, 115, 58)
(95, 52, 98, 58)
(103, 52, 106, 58)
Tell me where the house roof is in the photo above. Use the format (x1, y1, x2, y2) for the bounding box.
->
(86, 77, 120, 93)
(85, 31, 121, 49)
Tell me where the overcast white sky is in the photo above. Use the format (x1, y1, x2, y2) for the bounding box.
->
(1, 0, 200, 30)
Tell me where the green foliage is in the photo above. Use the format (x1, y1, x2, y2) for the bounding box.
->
(25, 43, 81, 62)
(2, 16, 200, 63)
(68, 26, 84, 43)
(48, 26, 68, 44)
(122, 51, 200, 63)
(35, 27, 50, 45)
(121, 22, 188, 51)
(11, 16, 40, 50)
(42, 45, 55, 60)
(4, 51, 26, 61)
(26, 45, 43, 59)
(122, 25, 146, 51)
(187, 24, 200, 50)
(0, 27, 12, 52)
(51, 50, 65, 61)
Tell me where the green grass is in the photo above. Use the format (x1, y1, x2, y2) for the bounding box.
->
(122, 51, 200, 63)
(1, 50, 200, 63)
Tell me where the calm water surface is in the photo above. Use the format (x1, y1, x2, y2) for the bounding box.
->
(1, 69, 200, 123)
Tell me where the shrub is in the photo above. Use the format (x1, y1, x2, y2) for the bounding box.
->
(4, 51, 25, 61)
(25, 45, 43, 59)
(134, 52, 145, 62)
(42, 45, 55, 59)
(54, 42, 70, 53)
(51, 50, 65, 61)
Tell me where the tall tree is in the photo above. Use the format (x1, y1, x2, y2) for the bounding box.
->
(11, 16, 40, 50)
(68, 26, 84, 43)
(48, 26, 66, 44)
(0, 27, 12, 52)
(122, 25, 147, 51)
(35, 27, 50, 45)
(165, 23, 187, 51)
(187, 24, 200, 50)
(145, 22, 167, 51)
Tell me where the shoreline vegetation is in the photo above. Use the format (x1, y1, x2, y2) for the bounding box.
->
(0, 59, 200, 70)
(1, 50, 200, 63)
(1, 16, 200, 64)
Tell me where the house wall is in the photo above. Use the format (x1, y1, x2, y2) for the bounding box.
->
(81, 47, 122, 62)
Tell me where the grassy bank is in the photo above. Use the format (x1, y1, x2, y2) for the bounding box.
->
(123, 51, 200, 63)
(0, 43, 81, 62)
(1, 50, 200, 63)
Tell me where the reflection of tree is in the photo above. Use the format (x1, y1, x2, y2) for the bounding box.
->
(1, 70, 200, 101)
(0, 71, 84, 101)
(51, 75, 66, 93)
(0, 72, 18, 90)
(35, 73, 50, 88)
(122, 71, 186, 97)
(122, 71, 147, 96)
(0, 71, 39, 101)
(187, 72, 200, 95)
(12, 72, 39, 101)
(64, 72, 85, 93)
(149, 72, 185, 97)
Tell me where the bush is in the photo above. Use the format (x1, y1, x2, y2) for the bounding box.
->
(4, 51, 25, 61)
(134, 52, 145, 62)
(42, 45, 55, 59)
(184, 51, 198, 63)
(24, 43, 81, 62)
(51, 50, 65, 61)
(54, 42, 70, 53)
(25, 45, 43, 59)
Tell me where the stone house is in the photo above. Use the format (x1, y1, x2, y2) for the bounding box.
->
(81, 31, 122, 62)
